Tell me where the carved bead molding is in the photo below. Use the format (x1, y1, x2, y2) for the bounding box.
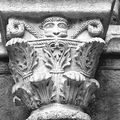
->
(4, 0, 114, 120)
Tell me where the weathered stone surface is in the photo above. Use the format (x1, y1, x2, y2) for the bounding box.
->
(0, 0, 115, 39)
(110, 0, 120, 24)
(95, 67, 120, 120)
(92, 1, 120, 118)
(0, 0, 114, 16)
(0, 60, 30, 120)
(0, 0, 118, 120)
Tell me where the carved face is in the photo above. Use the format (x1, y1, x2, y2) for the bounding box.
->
(42, 17, 68, 38)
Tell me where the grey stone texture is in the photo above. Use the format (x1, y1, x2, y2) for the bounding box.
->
(0, 0, 119, 120)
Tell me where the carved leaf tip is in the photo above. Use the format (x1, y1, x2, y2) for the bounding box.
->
(30, 72, 52, 82)
(7, 39, 38, 80)
(6, 38, 26, 46)
(89, 78, 100, 88)
(63, 71, 86, 82)
(89, 37, 105, 44)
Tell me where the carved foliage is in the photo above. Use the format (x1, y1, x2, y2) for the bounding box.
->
(43, 41, 71, 72)
(42, 41, 71, 102)
(63, 74, 100, 108)
(6, 39, 54, 109)
(74, 38, 105, 77)
(6, 17, 105, 116)
(6, 39, 41, 110)
(7, 38, 38, 81)
(6, 37, 104, 109)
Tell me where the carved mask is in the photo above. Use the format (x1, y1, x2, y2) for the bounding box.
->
(42, 17, 68, 38)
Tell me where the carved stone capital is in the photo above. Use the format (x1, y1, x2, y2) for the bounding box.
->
(6, 16, 105, 120)
(5, 0, 115, 119)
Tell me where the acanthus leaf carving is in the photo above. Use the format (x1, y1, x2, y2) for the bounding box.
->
(43, 41, 71, 72)
(63, 71, 86, 82)
(13, 84, 40, 109)
(42, 41, 71, 103)
(74, 38, 105, 77)
(6, 16, 105, 120)
(6, 38, 38, 80)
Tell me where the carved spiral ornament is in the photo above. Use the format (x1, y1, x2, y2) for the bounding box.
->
(72, 19, 103, 38)
(7, 18, 41, 39)
(7, 18, 25, 38)
(88, 20, 103, 37)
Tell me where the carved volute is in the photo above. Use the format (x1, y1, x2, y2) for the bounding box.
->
(4, 0, 115, 120)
